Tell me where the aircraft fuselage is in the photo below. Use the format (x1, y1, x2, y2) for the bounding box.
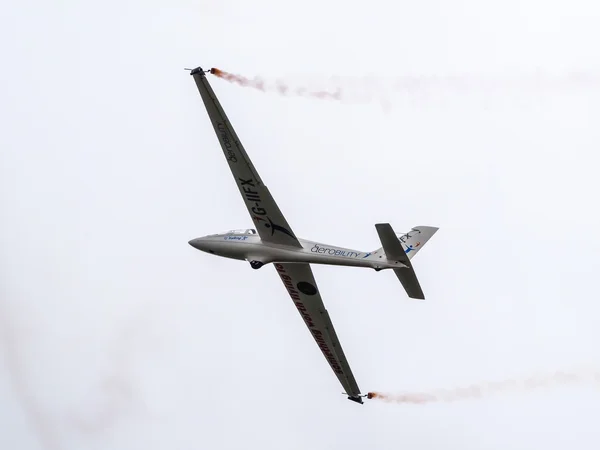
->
(188, 231, 408, 270)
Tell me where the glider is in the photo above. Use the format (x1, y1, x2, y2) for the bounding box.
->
(187, 67, 438, 404)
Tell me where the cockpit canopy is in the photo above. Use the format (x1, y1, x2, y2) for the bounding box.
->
(206, 228, 257, 237)
(225, 228, 257, 235)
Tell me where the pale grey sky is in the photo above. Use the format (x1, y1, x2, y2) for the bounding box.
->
(1, 1, 600, 449)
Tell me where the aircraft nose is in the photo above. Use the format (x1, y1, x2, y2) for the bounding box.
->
(188, 238, 205, 251)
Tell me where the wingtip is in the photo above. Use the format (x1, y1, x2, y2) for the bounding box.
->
(189, 66, 206, 76)
(347, 396, 364, 404)
(342, 392, 367, 404)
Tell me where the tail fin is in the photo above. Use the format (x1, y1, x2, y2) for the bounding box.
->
(374, 223, 438, 300)
(369, 226, 438, 260)
(398, 226, 439, 260)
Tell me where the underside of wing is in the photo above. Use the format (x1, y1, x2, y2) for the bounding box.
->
(273, 262, 363, 403)
(190, 67, 302, 248)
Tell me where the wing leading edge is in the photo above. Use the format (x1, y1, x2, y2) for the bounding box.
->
(190, 67, 301, 248)
(274, 262, 363, 403)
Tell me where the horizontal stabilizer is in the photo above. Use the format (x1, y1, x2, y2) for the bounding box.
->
(392, 268, 424, 300)
(375, 223, 425, 300)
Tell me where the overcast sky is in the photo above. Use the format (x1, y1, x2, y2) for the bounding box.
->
(2, 1, 600, 449)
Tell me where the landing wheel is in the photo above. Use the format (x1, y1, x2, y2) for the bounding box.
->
(249, 260, 264, 270)
(374, 267, 382, 272)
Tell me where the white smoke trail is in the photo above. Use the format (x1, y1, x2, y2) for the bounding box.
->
(69, 329, 138, 435)
(208, 67, 600, 112)
(368, 369, 600, 404)
(0, 301, 62, 450)
(68, 305, 157, 437)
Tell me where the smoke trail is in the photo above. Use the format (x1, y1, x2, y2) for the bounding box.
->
(0, 301, 62, 450)
(70, 314, 147, 436)
(210, 68, 342, 101)
(208, 67, 600, 110)
(367, 370, 600, 404)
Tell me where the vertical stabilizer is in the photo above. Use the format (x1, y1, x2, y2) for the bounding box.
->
(397, 226, 439, 260)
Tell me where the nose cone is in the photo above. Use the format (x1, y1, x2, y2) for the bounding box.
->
(188, 238, 205, 251)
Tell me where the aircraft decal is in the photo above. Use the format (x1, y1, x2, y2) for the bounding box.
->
(265, 216, 296, 239)
(398, 228, 422, 244)
(274, 263, 344, 376)
(311, 245, 361, 258)
(239, 176, 296, 239)
(404, 242, 421, 254)
(216, 122, 238, 163)
(224, 235, 248, 241)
